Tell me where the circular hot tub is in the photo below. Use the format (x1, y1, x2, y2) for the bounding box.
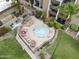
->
(34, 25, 49, 38)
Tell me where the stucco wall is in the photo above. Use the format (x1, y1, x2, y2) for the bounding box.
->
(43, 0, 50, 12)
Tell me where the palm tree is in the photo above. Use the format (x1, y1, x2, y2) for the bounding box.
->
(11, 0, 24, 15)
(59, 2, 79, 23)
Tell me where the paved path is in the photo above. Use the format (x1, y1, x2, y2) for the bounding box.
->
(65, 30, 79, 40)
(0, 31, 15, 41)
(67, 14, 79, 39)
(71, 15, 79, 25)
(49, 29, 59, 44)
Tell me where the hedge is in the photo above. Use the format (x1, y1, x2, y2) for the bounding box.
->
(48, 17, 64, 29)
(54, 21, 64, 29)
(0, 27, 11, 36)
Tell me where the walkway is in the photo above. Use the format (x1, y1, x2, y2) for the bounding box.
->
(0, 31, 14, 41)
(67, 15, 79, 39)
(71, 15, 79, 25)
(65, 30, 79, 40)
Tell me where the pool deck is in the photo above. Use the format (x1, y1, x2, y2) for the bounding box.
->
(16, 16, 55, 59)
(19, 16, 55, 51)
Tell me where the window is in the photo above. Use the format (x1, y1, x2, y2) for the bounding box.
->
(51, 0, 60, 6)
(49, 0, 60, 17)
(25, 0, 43, 9)
(34, 0, 43, 8)
(35, 0, 39, 7)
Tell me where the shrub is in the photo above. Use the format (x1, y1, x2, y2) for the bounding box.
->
(42, 42, 50, 47)
(35, 10, 46, 20)
(48, 17, 55, 27)
(35, 10, 42, 18)
(41, 12, 46, 20)
(50, 55, 54, 59)
(0, 27, 11, 36)
(70, 24, 79, 31)
(39, 51, 45, 59)
(54, 21, 64, 29)
(48, 21, 54, 27)
(48, 17, 64, 29)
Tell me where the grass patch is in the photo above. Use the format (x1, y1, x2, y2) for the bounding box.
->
(47, 30, 79, 59)
(0, 37, 31, 59)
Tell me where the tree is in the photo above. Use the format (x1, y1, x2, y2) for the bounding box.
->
(35, 10, 47, 22)
(59, 2, 79, 22)
(11, 0, 24, 16)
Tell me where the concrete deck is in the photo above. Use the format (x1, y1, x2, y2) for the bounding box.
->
(19, 16, 55, 51)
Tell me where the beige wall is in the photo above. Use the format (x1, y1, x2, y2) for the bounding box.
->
(43, 0, 49, 12)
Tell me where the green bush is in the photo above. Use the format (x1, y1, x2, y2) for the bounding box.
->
(54, 21, 64, 29)
(48, 21, 54, 27)
(0, 27, 11, 36)
(35, 11, 42, 18)
(48, 17, 55, 27)
(41, 12, 46, 20)
(70, 24, 79, 31)
(35, 11, 46, 20)
(48, 17, 64, 29)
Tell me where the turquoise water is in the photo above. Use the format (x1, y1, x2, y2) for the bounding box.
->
(34, 25, 49, 38)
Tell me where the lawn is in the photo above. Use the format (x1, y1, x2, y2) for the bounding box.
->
(47, 30, 79, 59)
(0, 37, 31, 59)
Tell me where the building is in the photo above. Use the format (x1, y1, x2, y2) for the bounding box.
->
(0, 0, 78, 25)
(20, 0, 78, 24)
(0, 0, 16, 28)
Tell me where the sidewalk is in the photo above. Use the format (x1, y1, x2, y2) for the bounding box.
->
(65, 30, 79, 40)
(0, 31, 15, 41)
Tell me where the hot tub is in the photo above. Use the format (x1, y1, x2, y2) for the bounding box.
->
(34, 25, 49, 38)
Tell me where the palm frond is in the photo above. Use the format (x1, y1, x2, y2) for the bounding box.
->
(59, 2, 79, 17)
